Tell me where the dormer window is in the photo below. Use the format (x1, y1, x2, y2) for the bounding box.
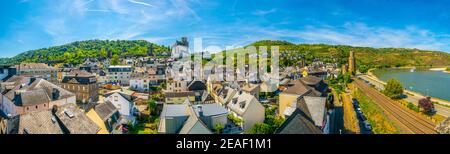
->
(239, 101, 246, 109)
(232, 98, 238, 104)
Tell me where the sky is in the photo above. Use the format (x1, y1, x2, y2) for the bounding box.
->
(1, 0, 450, 57)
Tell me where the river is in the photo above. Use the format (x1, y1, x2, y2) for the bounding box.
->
(373, 68, 450, 101)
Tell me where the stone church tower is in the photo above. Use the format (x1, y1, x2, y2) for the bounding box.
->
(348, 51, 355, 75)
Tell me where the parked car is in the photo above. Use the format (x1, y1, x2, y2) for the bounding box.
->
(352, 98, 359, 105)
(363, 121, 372, 131)
(356, 107, 362, 114)
(359, 114, 367, 121)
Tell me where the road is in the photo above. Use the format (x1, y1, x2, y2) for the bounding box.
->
(358, 75, 450, 117)
(330, 90, 344, 134)
(353, 78, 437, 134)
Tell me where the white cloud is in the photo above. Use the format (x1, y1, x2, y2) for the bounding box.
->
(127, 0, 155, 7)
(252, 8, 277, 16)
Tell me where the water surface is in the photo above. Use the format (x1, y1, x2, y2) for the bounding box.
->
(373, 68, 450, 101)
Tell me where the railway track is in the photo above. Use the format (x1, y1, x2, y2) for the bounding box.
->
(353, 78, 437, 134)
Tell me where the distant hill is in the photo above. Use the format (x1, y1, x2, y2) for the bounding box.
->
(0, 40, 170, 65)
(2, 39, 449, 69)
(241, 40, 450, 68)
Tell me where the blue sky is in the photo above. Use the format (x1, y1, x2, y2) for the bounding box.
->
(1, 0, 450, 57)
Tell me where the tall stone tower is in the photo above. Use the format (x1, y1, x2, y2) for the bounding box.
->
(148, 44, 154, 57)
(348, 51, 355, 75)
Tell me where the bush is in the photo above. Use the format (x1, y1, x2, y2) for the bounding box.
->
(228, 114, 243, 125)
(249, 123, 272, 134)
(383, 79, 403, 99)
(407, 102, 420, 112)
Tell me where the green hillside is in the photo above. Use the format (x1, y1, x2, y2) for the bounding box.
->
(244, 40, 450, 68)
(2, 39, 449, 69)
(0, 40, 170, 65)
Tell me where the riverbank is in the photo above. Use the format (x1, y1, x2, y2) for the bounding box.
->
(429, 67, 450, 73)
(367, 68, 450, 106)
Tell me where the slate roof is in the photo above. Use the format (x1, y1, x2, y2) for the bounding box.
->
(94, 101, 118, 122)
(276, 108, 323, 134)
(192, 103, 228, 117)
(104, 92, 137, 103)
(282, 80, 311, 96)
(18, 63, 54, 70)
(160, 104, 189, 117)
(300, 76, 328, 95)
(18, 110, 63, 134)
(14, 89, 50, 106)
(300, 76, 322, 86)
(54, 103, 100, 134)
(178, 106, 212, 134)
(227, 92, 258, 116)
(61, 70, 96, 84)
(298, 96, 327, 127)
(164, 91, 195, 98)
(218, 87, 237, 104)
(3, 77, 74, 107)
(187, 80, 207, 91)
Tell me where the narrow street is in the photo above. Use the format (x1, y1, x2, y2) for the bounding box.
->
(330, 90, 344, 134)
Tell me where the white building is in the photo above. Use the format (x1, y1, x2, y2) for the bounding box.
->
(226, 91, 265, 131)
(107, 65, 133, 86)
(171, 37, 190, 59)
(104, 92, 138, 124)
(130, 77, 150, 92)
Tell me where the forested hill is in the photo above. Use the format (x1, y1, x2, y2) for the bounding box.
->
(0, 40, 170, 65)
(247, 40, 450, 68)
(2, 39, 450, 68)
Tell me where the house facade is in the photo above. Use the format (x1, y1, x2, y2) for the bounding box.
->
(130, 76, 150, 92)
(226, 92, 265, 131)
(61, 70, 99, 103)
(0, 76, 76, 117)
(104, 92, 137, 124)
(107, 65, 133, 86)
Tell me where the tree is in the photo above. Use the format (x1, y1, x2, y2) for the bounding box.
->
(358, 65, 369, 74)
(100, 48, 108, 58)
(418, 97, 434, 113)
(214, 123, 224, 134)
(249, 123, 272, 134)
(111, 54, 120, 65)
(383, 78, 403, 99)
(147, 99, 157, 116)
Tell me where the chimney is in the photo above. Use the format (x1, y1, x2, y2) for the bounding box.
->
(52, 88, 60, 100)
(14, 90, 23, 103)
(51, 105, 58, 114)
(29, 77, 36, 85)
(198, 105, 204, 117)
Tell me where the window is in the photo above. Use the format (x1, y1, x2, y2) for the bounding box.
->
(114, 96, 118, 101)
(36, 105, 38, 109)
